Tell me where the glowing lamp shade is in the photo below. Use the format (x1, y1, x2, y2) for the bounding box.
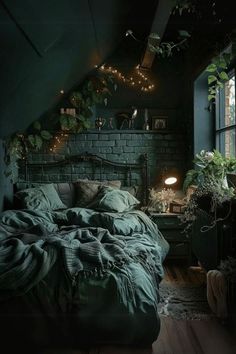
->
(164, 176, 177, 186)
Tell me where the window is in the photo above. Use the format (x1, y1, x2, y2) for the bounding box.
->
(215, 71, 236, 157)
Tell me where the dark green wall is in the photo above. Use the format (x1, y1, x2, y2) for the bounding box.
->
(0, 139, 13, 211)
(194, 71, 214, 155)
(96, 39, 185, 131)
(0, 0, 137, 138)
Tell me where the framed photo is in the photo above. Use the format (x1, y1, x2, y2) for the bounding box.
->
(169, 201, 185, 214)
(152, 116, 168, 130)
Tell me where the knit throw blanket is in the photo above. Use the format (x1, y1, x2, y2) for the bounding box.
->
(0, 220, 163, 300)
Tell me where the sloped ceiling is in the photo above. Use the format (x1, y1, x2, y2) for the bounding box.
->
(0, 0, 158, 137)
(0, 0, 235, 138)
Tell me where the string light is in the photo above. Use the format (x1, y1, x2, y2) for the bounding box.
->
(99, 64, 155, 92)
(49, 132, 69, 153)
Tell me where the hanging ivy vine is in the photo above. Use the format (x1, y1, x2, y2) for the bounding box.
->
(206, 52, 232, 102)
(171, 0, 196, 16)
(148, 30, 191, 58)
(4, 72, 114, 181)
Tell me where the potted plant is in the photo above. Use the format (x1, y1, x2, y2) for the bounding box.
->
(181, 149, 236, 231)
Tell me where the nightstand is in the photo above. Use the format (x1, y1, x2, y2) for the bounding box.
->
(149, 212, 191, 263)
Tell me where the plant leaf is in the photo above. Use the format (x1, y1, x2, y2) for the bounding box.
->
(28, 134, 36, 147)
(34, 135, 43, 150)
(33, 121, 41, 130)
(223, 52, 232, 64)
(183, 169, 198, 193)
(148, 43, 158, 52)
(178, 30, 191, 38)
(149, 32, 160, 40)
(60, 114, 78, 131)
(41, 130, 52, 140)
(208, 94, 215, 101)
(208, 75, 217, 84)
(28, 134, 43, 150)
(219, 71, 229, 81)
(205, 63, 217, 73)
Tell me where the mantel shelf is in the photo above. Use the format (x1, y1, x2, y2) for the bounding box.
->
(84, 129, 176, 134)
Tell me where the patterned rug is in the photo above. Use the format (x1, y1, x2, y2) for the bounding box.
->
(157, 280, 214, 320)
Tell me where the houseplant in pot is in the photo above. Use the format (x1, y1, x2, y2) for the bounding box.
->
(181, 149, 236, 232)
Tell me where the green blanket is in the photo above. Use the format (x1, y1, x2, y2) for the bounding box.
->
(0, 207, 168, 305)
(0, 207, 169, 345)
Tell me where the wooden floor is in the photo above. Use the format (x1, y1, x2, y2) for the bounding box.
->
(43, 263, 236, 354)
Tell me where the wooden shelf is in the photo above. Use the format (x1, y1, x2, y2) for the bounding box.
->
(84, 129, 175, 134)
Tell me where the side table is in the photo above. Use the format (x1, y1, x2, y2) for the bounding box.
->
(149, 212, 191, 263)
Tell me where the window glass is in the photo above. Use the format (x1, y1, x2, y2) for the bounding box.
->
(216, 71, 236, 157)
(224, 75, 235, 126)
(216, 129, 236, 157)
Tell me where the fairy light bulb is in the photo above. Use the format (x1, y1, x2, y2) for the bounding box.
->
(99, 64, 154, 92)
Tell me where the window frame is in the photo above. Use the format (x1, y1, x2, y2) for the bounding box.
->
(215, 69, 236, 156)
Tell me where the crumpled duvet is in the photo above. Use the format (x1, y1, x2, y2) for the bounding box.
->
(0, 207, 169, 310)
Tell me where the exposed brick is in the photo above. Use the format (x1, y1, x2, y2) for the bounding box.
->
(99, 147, 112, 154)
(20, 131, 186, 193)
(75, 134, 87, 141)
(131, 134, 143, 140)
(123, 146, 134, 153)
(109, 134, 120, 140)
(87, 134, 98, 140)
(153, 134, 164, 140)
(127, 141, 140, 147)
(93, 141, 115, 147)
(164, 134, 174, 140)
(99, 134, 109, 140)
(53, 154, 66, 161)
(121, 134, 131, 140)
(116, 140, 126, 147)
(112, 147, 123, 154)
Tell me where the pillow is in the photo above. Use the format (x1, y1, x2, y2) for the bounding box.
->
(53, 183, 76, 208)
(88, 186, 140, 212)
(16, 182, 76, 208)
(16, 183, 67, 211)
(74, 179, 121, 207)
(121, 185, 139, 197)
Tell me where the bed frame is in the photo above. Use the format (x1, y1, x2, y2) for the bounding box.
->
(20, 152, 149, 205)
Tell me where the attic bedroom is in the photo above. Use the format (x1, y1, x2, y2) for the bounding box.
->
(0, 0, 236, 353)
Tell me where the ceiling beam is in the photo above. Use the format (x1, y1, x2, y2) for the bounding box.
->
(140, 0, 174, 70)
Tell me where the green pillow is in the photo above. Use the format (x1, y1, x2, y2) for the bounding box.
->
(74, 179, 121, 207)
(88, 186, 140, 212)
(16, 184, 67, 211)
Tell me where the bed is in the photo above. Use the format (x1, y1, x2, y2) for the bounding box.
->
(0, 153, 169, 351)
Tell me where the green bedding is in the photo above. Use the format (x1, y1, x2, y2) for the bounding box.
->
(0, 207, 169, 346)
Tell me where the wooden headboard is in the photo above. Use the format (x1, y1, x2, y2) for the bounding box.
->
(20, 153, 149, 205)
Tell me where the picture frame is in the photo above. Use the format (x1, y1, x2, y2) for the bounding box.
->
(152, 116, 168, 130)
(169, 201, 185, 214)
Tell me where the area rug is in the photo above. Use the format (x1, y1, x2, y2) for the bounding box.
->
(157, 281, 214, 320)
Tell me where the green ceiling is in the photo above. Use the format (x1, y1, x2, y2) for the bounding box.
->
(0, 0, 235, 138)
(0, 0, 148, 137)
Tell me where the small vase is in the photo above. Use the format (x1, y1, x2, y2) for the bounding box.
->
(222, 176, 228, 189)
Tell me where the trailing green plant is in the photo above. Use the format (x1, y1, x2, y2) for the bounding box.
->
(205, 52, 232, 102)
(4, 73, 114, 181)
(180, 178, 235, 233)
(171, 0, 196, 16)
(148, 30, 191, 58)
(181, 150, 236, 233)
(183, 149, 236, 192)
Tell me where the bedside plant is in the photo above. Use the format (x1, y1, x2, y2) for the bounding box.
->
(181, 150, 236, 231)
(148, 187, 176, 213)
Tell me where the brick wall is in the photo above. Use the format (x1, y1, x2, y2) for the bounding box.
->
(19, 131, 186, 188)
